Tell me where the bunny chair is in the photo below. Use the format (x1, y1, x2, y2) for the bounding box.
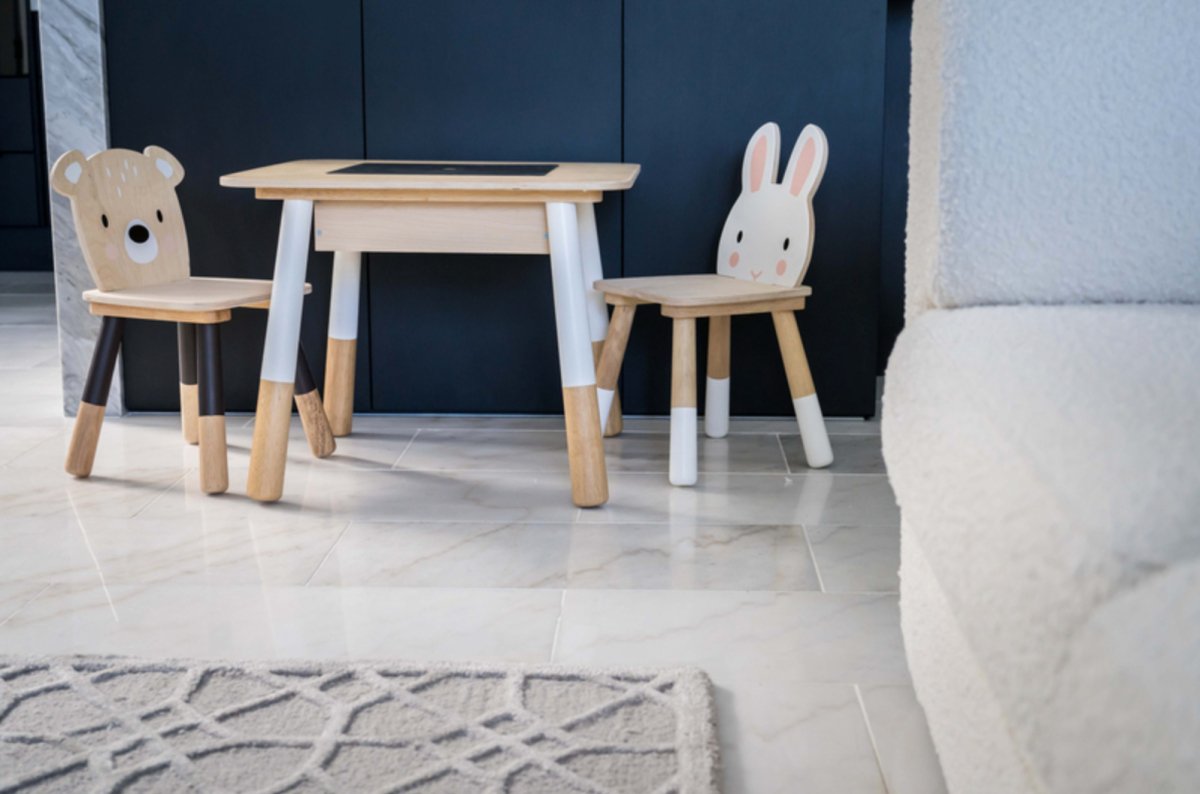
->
(595, 123, 834, 486)
(51, 146, 336, 495)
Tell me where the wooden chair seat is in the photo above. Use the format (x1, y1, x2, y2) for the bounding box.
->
(596, 273, 811, 318)
(85, 277, 312, 323)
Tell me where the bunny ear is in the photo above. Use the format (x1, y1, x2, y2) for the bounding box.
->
(143, 145, 185, 187)
(50, 149, 88, 197)
(782, 124, 828, 199)
(741, 122, 781, 193)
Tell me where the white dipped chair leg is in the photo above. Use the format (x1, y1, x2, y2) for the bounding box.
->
(704, 315, 731, 438)
(670, 317, 699, 486)
(793, 392, 832, 469)
(772, 310, 832, 468)
(704, 377, 730, 439)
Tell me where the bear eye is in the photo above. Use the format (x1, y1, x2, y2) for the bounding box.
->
(736, 230, 743, 243)
(101, 214, 108, 228)
(156, 209, 163, 222)
(783, 237, 790, 251)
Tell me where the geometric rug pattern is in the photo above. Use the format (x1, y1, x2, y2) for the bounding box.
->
(0, 655, 719, 793)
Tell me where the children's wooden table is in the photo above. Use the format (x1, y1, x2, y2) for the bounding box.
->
(220, 160, 639, 507)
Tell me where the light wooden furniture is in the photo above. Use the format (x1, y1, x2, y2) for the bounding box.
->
(596, 123, 834, 485)
(221, 159, 639, 506)
(51, 146, 335, 494)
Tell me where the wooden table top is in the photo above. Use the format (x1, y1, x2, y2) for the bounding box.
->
(220, 160, 640, 195)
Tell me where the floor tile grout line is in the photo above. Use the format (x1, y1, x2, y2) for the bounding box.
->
(775, 433, 792, 475)
(0, 582, 52, 628)
(129, 470, 191, 519)
(855, 684, 893, 794)
(369, 467, 885, 477)
(303, 521, 356, 587)
(389, 428, 422, 470)
(548, 589, 568, 661)
(802, 523, 827, 593)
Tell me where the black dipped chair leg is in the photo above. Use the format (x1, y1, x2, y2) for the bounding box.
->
(66, 317, 124, 477)
(178, 322, 199, 445)
(196, 323, 229, 494)
(294, 343, 336, 459)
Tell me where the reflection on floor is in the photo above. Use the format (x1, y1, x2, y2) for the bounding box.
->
(0, 272, 945, 794)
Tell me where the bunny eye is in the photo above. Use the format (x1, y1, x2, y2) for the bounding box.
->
(782, 238, 790, 251)
(101, 214, 109, 228)
(736, 230, 743, 243)
(156, 209, 164, 223)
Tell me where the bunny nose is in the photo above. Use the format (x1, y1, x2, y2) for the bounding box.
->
(128, 224, 150, 244)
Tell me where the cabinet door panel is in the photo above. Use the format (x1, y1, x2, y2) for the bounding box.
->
(623, 0, 885, 417)
(105, 1, 365, 411)
(362, 0, 622, 412)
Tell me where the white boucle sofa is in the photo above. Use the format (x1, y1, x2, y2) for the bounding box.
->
(882, 2, 1200, 793)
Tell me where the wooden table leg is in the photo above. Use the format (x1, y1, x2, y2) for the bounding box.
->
(546, 201, 609, 507)
(247, 199, 312, 502)
(772, 310, 833, 468)
(577, 203, 622, 436)
(324, 250, 361, 437)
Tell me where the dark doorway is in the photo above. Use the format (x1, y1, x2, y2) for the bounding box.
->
(0, 0, 51, 271)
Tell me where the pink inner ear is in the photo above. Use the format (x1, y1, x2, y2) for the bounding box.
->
(749, 135, 768, 192)
(790, 138, 816, 196)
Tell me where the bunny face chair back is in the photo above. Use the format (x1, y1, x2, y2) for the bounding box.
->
(717, 122, 827, 287)
(594, 122, 834, 486)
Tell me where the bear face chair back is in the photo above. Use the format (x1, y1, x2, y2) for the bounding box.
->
(50, 146, 335, 495)
(594, 123, 833, 486)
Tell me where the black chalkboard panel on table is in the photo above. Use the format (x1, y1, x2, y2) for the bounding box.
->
(330, 162, 557, 177)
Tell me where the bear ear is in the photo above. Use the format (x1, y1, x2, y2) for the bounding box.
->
(50, 150, 88, 197)
(143, 145, 185, 187)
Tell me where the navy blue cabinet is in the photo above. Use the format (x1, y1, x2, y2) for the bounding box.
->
(362, 0, 623, 413)
(105, 1, 888, 417)
(105, 1, 365, 412)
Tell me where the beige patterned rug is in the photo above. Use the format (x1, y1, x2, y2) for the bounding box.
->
(0, 655, 719, 793)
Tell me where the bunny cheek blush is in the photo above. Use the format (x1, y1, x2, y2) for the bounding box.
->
(716, 122, 827, 289)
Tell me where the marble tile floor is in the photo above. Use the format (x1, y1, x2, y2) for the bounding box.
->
(0, 273, 946, 794)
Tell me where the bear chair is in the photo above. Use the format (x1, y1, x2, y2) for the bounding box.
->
(595, 123, 834, 485)
(50, 146, 335, 495)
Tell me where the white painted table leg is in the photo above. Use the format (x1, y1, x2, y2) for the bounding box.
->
(325, 250, 361, 437)
(247, 199, 313, 502)
(577, 203, 621, 436)
(547, 201, 609, 507)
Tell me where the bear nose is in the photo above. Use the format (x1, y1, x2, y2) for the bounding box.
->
(128, 224, 150, 244)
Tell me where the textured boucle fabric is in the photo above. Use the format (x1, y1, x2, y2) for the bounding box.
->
(900, 529, 1041, 794)
(906, 0, 1200, 317)
(883, 304, 1200, 793)
(0, 656, 720, 793)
